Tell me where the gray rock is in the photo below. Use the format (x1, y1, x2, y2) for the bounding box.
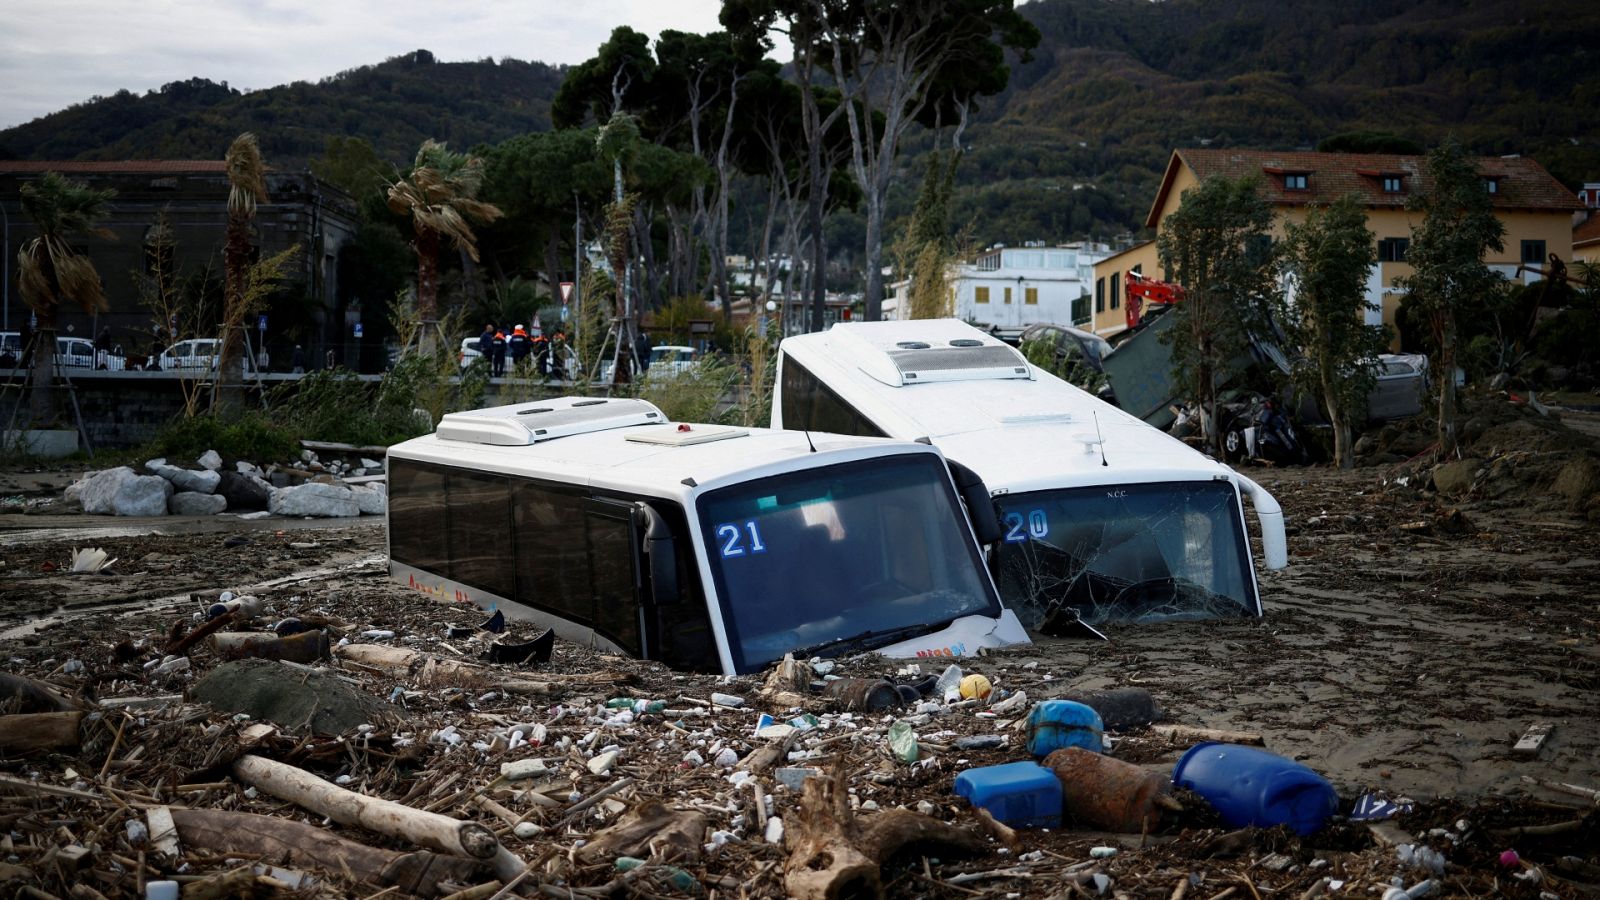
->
(350, 484, 388, 516)
(79, 467, 173, 516)
(1489, 372, 1510, 391)
(149, 463, 221, 494)
(1431, 459, 1480, 496)
(216, 470, 272, 511)
(198, 449, 223, 471)
(269, 482, 359, 517)
(361, 457, 383, 470)
(1553, 455, 1600, 504)
(235, 460, 263, 477)
(269, 471, 292, 488)
(192, 659, 401, 734)
(1353, 434, 1376, 456)
(169, 491, 228, 515)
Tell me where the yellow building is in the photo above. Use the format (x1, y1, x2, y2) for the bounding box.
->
(1091, 149, 1586, 346)
(1575, 215, 1600, 266)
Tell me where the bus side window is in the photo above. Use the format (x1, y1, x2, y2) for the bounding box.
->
(780, 357, 886, 438)
(448, 471, 513, 599)
(389, 460, 448, 575)
(512, 482, 591, 624)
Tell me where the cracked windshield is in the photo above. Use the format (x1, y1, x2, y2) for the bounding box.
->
(993, 481, 1256, 626)
(697, 455, 999, 673)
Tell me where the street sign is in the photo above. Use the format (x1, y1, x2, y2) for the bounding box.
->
(353, 323, 364, 338)
(560, 307, 569, 322)
(257, 314, 268, 331)
(560, 282, 574, 303)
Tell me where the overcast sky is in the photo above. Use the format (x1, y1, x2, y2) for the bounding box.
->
(0, 0, 767, 130)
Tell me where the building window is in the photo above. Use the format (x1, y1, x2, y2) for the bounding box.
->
(1071, 295, 1090, 325)
(1004, 287, 1013, 304)
(1521, 240, 1546, 264)
(1485, 178, 1499, 195)
(975, 286, 990, 304)
(1110, 271, 1120, 309)
(1024, 287, 1038, 305)
(1284, 173, 1309, 191)
(1381, 175, 1403, 193)
(1095, 278, 1105, 313)
(1131, 263, 1142, 275)
(1378, 238, 1409, 263)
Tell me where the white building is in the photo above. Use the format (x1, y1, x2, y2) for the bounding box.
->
(884, 241, 1110, 329)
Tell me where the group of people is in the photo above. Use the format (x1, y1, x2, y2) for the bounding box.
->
(478, 322, 570, 378)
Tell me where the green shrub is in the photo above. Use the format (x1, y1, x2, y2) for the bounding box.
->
(145, 412, 298, 464)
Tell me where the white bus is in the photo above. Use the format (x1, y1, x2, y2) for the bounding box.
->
(385, 396, 1029, 675)
(772, 320, 1288, 628)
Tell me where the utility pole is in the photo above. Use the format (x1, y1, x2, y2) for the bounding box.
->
(2, 198, 10, 332)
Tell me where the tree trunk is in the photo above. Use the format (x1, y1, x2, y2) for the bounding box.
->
(1323, 374, 1352, 469)
(414, 229, 441, 357)
(217, 213, 251, 413)
(807, 143, 827, 334)
(543, 230, 562, 312)
(27, 321, 57, 427)
(1438, 339, 1458, 457)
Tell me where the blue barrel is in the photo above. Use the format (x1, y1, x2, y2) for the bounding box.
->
(953, 761, 1062, 829)
(1026, 700, 1104, 757)
(1171, 743, 1339, 836)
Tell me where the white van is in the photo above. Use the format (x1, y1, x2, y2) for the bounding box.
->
(0, 333, 126, 371)
(772, 320, 1288, 628)
(385, 396, 1029, 675)
(155, 338, 258, 373)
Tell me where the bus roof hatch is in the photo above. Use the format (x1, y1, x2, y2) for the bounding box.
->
(827, 325, 1033, 387)
(436, 398, 665, 446)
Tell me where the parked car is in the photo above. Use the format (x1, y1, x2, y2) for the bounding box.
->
(600, 345, 699, 382)
(459, 337, 485, 371)
(1366, 353, 1428, 422)
(1014, 323, 1115, 399)
(0, 333, 126, 370)
(154, 338, 257, 373)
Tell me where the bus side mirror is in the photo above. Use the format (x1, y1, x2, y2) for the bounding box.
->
(947, 460, 1002, 545)
(639, 504, 680, 605)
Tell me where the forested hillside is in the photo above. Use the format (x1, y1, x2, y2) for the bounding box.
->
(2, 0, 1595, 248)
(0, 50, 565, 167)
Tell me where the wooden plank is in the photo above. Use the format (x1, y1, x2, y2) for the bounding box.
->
(1514, 722, 1554, 757)
(0, 712, 83, 753)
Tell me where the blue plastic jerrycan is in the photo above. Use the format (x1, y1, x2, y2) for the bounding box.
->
(1171, 742, 1339, 836)
(1026, 700, 1105, 757)
(953, 761, 1063, 829)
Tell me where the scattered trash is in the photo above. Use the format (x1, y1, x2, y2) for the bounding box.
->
(823, 677, 899, 712)
(888, 720, 919, 763)
(1027, 699, 1106, 756)
(959, 673, 993, 701)
(1172, 742, 1338, 836)
(69, 547, 117, 574)
(954, 761, 1063, 828)
(1043, 747, 1176, 832)
(1065, 687, 1163, 730)
(1351, 792, 1414, 821)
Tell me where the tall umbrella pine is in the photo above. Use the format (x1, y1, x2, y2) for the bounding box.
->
(218, 133, 269, 411)
(386, 141, 504, 357)
(15, 172, 114, 427)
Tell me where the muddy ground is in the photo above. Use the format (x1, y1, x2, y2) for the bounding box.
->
(1, 462, 1597, 898)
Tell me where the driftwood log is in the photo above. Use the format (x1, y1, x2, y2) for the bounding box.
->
(0, 672, 78, 713)
(576, 801, 707, 866)
(783, 769, 989, 900)
(1149, 724, 1265, 746)
(337, 644, 556, 695)
(170, 808, 485, 897)
(0, 712, 83, 753)
(232, 754, 500, 859)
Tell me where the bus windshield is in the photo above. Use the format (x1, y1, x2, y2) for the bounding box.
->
(697, 455, 1001, 673)
(992, 481, 1257, 627)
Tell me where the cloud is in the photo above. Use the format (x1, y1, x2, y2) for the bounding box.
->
(0, 0, 757, 129)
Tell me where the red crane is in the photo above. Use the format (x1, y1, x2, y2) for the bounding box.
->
(1124, 271, 1186, 330)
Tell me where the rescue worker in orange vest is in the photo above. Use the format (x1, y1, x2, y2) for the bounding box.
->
(508, 325, 531, 372)
(491, 329, 507, 377)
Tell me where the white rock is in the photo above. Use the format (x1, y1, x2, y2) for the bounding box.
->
(350, 485, 387, 516)
(268, 482, 359, 517)
(764, 817, 785, 844)
(197, 450, 223, 471)
(361, 457, 383, 470)
(301, 450, 317, 463)
(169, 491, 227, 515)
(148, 462, 221, 494)
(78, 467, 173, 517)
(500, 759, 550, 780)
(235, 460, 263, 477)
(514, 822, 542, 839)
(587, 750, 619, 775)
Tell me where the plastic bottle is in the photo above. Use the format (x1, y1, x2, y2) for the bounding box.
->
(934, 664, 963, 696)
(206, 595, 262, 620)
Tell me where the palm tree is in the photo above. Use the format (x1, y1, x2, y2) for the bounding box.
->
(16, 172, 114, 426)
(386, 140, 502, 354)
(219, 132, 269, 408)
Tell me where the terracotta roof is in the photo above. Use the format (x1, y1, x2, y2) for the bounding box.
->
(0, 160, 230, 174)
(1146, 149, 1585, 227)
(1575, 214, 1600, 248)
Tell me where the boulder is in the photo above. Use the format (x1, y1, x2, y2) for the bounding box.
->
(192, 659, 401, 734)
(197, 449, 223, 471)
(235, 460, 263, 478)
(78, 467, 173, 517)
(269, 482, 359, 517)
(1353, 434, 1376, 456)
(1552, 455, 1600, 504)
(350, 485, 388, 516)
(1431, 459, 1480, 496)
(360, 457, 383, 471)
(170, 491, 228, 516)
(216, 470, 272, 511)
(147, 462, 221, 494)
